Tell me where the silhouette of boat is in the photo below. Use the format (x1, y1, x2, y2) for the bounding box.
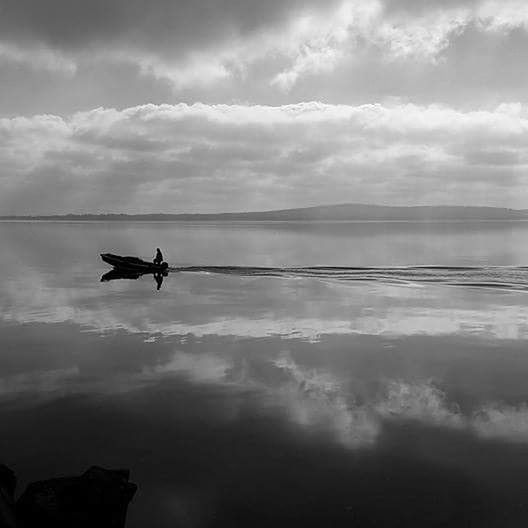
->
(100, 253, 169, 272)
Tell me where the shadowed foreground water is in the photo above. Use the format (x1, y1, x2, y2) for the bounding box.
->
(2, 221, 528, 527)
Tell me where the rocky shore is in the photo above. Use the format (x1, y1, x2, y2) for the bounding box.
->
(0, 465, 137, 528)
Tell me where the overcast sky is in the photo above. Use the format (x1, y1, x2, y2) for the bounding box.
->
(2, 0, 528, 213)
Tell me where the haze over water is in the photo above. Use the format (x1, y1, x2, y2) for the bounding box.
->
(3, 220, 528, 527)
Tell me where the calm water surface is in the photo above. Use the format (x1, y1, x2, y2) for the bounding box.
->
(2, 221, 528, 527)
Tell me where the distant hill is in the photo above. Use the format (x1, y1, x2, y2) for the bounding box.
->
(2, 204, 528, 221)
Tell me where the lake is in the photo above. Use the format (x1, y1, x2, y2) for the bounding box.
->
(2, 221, 528, 527)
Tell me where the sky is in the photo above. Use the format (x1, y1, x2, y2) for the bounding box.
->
(2, 0, 528, 214)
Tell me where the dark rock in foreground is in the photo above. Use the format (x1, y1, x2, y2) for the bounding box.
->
(0, 465, 17, 528)
(16, 466, 137, 528)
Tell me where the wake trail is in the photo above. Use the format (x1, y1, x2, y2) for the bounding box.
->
(169, 265, 528, 291)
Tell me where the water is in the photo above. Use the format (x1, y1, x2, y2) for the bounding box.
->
(173, 264, 528, 292)
(2, 221, 528, 527)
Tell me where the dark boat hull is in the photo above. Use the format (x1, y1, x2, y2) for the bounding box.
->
(101, 253, 168, 272)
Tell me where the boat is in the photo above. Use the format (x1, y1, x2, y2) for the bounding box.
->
(100, 253, 169, 272)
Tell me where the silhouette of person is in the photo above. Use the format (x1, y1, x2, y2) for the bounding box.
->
(153, 248, 163, 265)
(154, 272, 164, 290)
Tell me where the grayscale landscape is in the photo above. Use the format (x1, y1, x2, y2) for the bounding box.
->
(2, 1, 528, 527)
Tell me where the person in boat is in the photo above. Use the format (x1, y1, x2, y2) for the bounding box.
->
(153, 248, 163, 266)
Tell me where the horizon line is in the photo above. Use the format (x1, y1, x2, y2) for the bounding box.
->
(1, 203, 527, 218)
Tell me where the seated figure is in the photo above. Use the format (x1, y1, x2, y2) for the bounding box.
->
(153, 248, 163, 265)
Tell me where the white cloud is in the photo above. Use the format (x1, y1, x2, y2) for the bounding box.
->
(2, 101, 528, 213)
(113, 0, 528, 91)
(0, 41, 76, 74)
(117, 0, 528, 91)
(106, 49, 231, 89)
(382, 16, 469, 62)
(477, 0, 528, 32)
(270, 2, 379, 91)
(7, 0, 528, 94)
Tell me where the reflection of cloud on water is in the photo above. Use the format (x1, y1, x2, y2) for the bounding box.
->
(143, 318, 358, 342)
(143, 351, 230, 383)
(136, 307, 528, 340)
(5, 292, 528, 342)
(272, 354, 379, 447)
(265, 355, 528, 448)
(472, 405, 528, 442)
(271, 355, 463, 448)
(0, 367, 80, 399)
(357, 307, 528, 340)
(4, 266, 528, 448)
(3, 264, 528, 341)
(376, 381, 463, 428)
(2, 345, 528, 448)
(0, 351, 233, 403)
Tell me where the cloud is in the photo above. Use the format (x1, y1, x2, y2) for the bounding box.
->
(0, 0, 343, 88)
(5, 0, 528, 93)
(0, 41, 76, 74)
(1, 101, 528, 214)
(476, 0, 528, 32)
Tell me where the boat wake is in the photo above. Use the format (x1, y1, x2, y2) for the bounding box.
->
(170, 265, 528, 292)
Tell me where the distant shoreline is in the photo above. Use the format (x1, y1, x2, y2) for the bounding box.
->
(3, 219, 528, 224)
(2, 204, 528, 222)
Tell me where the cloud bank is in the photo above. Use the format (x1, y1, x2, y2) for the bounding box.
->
(3, 1, 528, 211)
(3, 0, 528, 108)
(1, 101, 527, 213)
